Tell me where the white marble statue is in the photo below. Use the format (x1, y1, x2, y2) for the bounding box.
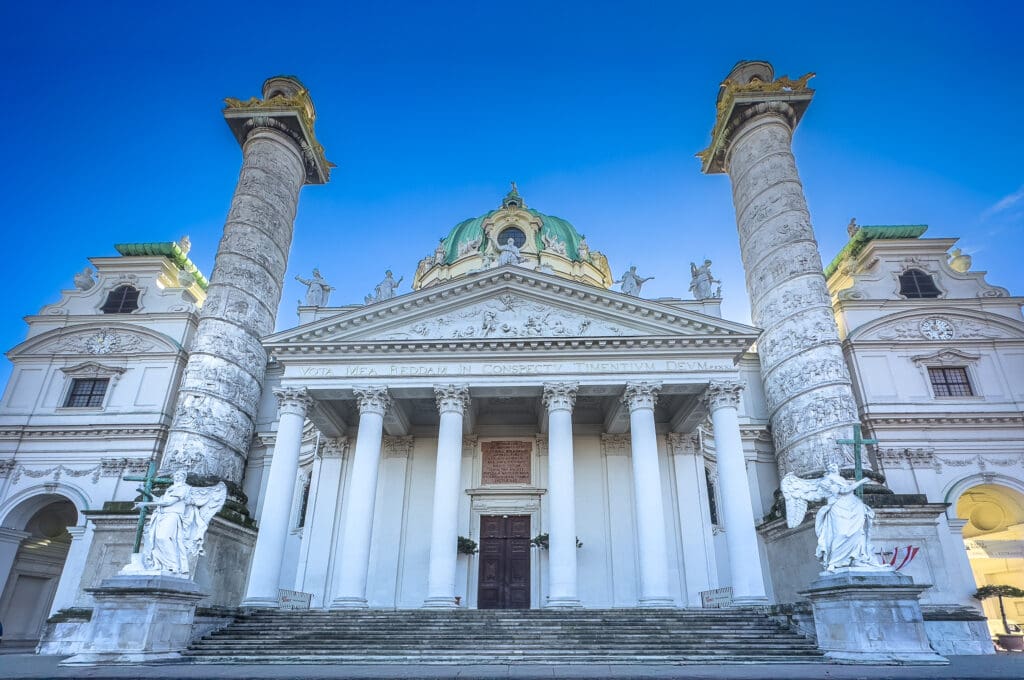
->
(615, 266, 653, 296)
(433, 240, 447, 266)
(782, 464, 885, 572)
(541, 232, 567, 256)
(689, 259, 721, 299)
(132, 471, 227, 577)
(73, 267, 95, 291)
(578, 237, 590, 261)
(458, 236, 482, 258)
(295, 268, 332, 307)
(496, 236, 526, 266)
(365, 270, 403, 304)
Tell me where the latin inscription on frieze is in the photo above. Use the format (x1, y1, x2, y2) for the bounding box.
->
(481, 441, 532, 485)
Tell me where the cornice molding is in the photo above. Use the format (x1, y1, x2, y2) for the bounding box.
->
(0, 425, 168, 440)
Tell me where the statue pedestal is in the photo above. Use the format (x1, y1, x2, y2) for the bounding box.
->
(62, 574, 206, 665)
(800, 570, 947, 665)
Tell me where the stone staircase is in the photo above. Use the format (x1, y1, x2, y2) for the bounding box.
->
(184, 608, 824, 664)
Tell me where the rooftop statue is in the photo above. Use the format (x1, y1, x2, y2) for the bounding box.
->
(296, 268, 332, 307)
(73, 267, 96, 291)
(541, 232, 567, 257)
(615, 266, 653, 296)
(366, 270, 403, 304)
(131, 470, 227, 578)
(781, 463, 887, 573)
(689, 259, 721, 299)
(433, 240, 447, 266)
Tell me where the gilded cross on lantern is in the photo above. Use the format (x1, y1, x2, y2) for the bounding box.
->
(122, 460, 172, 553)
(837, 424, 878, 498)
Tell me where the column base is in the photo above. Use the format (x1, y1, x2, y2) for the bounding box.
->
(329, 596, 369, 609)
(240, 595, 280, 609)
(422, 596, 459, 609)
(544, 596, 582, 609)
(637, 596, 676, 608)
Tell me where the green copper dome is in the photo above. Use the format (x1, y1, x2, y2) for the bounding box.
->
(441, 199, 586, 265)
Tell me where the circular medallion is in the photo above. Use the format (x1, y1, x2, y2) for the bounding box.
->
(920, 317, 955, 340)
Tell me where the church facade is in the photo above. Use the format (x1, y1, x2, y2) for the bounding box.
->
(0, 63, 1021, 657)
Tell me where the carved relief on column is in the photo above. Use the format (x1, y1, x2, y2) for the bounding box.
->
(162, 77, 331, 485)
(434, 384, 470, 415)
(320, 437, 349, 459)
(704, 381, 744, 413)
(274, 387, 314, 418)
(542, 382, 579, 412)
(699, 62, 859, 477)
(353, 386, 391, 417)
(622, 381, 662, 411)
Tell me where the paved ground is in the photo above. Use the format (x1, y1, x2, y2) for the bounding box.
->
(0, 653, 1022, 680)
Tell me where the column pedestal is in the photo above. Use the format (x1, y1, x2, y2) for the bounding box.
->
(62, 575, 206, 665)
(802, 570, 948, 665)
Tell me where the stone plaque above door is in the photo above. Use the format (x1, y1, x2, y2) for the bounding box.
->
(481, 441, 532, 485)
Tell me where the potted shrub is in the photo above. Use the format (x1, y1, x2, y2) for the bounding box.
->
(530, 533, 582, 549)
(457, 536, 478, 555)
(973, 584, 1024, 651)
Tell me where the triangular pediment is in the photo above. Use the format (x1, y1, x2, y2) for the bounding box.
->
(265, 268, 760, 350)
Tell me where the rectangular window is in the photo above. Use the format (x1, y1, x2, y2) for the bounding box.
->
(64, 378, 110, 407)
(928, 367, 973, 397)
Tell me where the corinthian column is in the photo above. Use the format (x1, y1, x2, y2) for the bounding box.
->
(243, 387, 313, 607)
(330, 386, 390, 609)
(161, 76, 332, 485)
(699, 61, 858, 477)
(623, 381, 674, 607)
(543, 382, 581, 608)
(705, 381, 767, 604)
(423, 385, 470, 609)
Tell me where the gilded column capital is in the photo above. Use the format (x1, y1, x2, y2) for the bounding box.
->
(434, 384, 471, 415)
(622, 381, 662, 412)
(353, 386, 391, 417)
(223, 75, 333, 185)
(699, 61, 815, 175)
(273, 387, 313, 417)
(705, 380, 744, 412)
(542, 382, 579, 412)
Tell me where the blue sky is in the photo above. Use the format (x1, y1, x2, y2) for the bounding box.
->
(1, 1, 1021, 385)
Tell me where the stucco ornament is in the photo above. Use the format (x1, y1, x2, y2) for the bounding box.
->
(781, 464, 887, 572)
(615, 266, 653, 296)
(365, 270, 403, 304)
(689, 260, 721, 299)
(132, 470, 227, 577)
(295, 268, 332, 306)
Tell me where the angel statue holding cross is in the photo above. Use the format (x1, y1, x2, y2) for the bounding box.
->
(781, 463, 887, 573)
(132, 470, 227, 578)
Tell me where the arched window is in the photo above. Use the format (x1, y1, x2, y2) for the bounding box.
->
(898, 269, 941, 299)
(497, 227, 526, 249)
(100, 285, 140, 314)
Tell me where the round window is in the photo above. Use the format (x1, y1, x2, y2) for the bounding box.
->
(497, 227, 526, 248)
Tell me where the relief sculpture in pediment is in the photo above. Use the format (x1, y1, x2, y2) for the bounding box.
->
(381, 294, 631, 340)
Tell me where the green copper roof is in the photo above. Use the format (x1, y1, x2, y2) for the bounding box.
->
(824, 225, 928, 279)
(441, 207, 586, 265)
(114, 242, 209, 291)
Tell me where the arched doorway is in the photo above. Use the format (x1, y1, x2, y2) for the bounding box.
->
(956, 483, 1024, 639)
(0, 497, 78, 645)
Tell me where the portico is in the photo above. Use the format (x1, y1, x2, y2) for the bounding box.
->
(240, 268, 771, 610)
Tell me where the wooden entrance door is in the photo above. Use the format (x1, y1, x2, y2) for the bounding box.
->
(477, 515, 531, 609)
